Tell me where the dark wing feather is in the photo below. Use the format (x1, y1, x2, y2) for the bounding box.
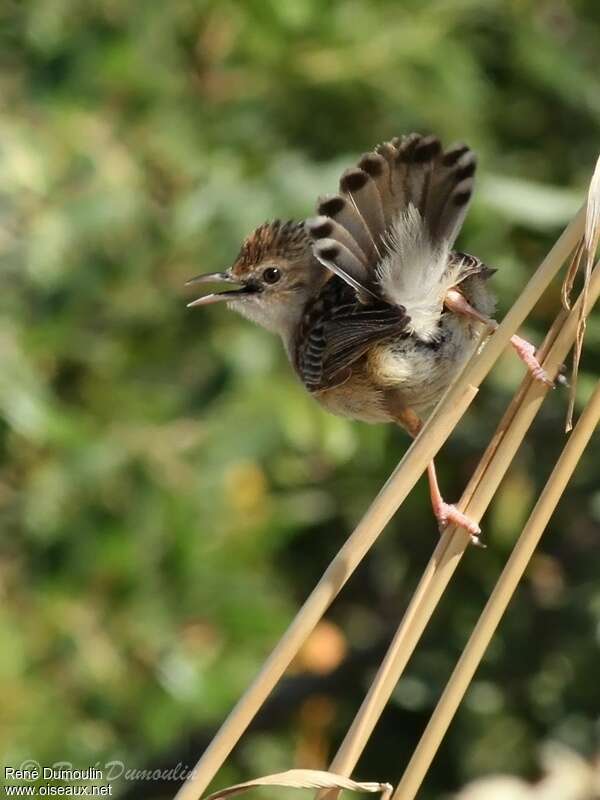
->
(294, 278, 410, 391)
(449, 251, 497, 283)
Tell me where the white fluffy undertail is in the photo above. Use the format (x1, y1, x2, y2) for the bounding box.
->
(376, 205, 461, 341)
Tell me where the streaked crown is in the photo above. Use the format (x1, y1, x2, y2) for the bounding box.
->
(231, 219, 310, 279)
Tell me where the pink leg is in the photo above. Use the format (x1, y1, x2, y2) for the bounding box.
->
(427, 462, 481, 540)
(444, 288, 553, 387)
(392, 404, 481, 539)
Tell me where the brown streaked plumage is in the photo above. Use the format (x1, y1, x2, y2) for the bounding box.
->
(187, 133, 555, 539)
(232, 220, 310, 276)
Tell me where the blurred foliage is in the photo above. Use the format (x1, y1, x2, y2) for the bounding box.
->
(454, 742, 600, 798)
(1, 0, 599, 798)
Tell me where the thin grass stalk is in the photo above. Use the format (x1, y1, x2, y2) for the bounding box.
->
(174, 385, 476, 800)
(321, 259, 600, 785)
(393, 379, 600, 800)
(174, 206, 585, 800)
(323, 315, 566, 782)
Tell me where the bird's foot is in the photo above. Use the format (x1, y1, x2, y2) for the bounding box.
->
(433, 500, 483, 545)
(510, 335, 554, 387)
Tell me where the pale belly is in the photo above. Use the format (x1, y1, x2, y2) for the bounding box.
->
(369, 314, 484, 418)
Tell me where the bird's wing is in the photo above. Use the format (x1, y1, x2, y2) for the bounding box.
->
(294, 278, 410, 392)
(448, 251, 497, 284)
(305, 134, 482, 339)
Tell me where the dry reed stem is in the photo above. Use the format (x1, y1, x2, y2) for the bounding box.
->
(175, 206, 586, 800)
(321, 259, 600, 786)
(394, 378, 600, 800)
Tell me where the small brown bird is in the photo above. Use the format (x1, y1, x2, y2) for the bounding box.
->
(187, 134, 552, 537)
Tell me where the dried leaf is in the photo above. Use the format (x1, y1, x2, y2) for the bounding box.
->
(561, 237, 584, 311)
(565, 155, 600, 431)
(203, 770, 392, 800)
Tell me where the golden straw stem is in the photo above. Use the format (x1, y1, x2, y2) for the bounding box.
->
(175, 385, 476, 800)
(323, 259, 600, 783)
(174, 206, 585, 800)
(394, 379, 600, 800)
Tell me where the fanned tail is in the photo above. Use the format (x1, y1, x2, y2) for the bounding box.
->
(306, 133, 482, 338)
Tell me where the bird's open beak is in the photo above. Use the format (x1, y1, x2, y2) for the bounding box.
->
(185, 271, 258, 308)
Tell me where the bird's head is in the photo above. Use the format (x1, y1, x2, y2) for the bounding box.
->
(187, 220, 327, 337)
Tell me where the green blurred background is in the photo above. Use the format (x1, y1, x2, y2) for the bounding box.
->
(1, 1, 599, 798)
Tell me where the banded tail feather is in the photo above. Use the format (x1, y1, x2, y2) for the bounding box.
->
(307, 133, 484, 340)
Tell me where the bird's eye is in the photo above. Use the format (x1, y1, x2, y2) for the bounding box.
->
(262, 267, 281, 284)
